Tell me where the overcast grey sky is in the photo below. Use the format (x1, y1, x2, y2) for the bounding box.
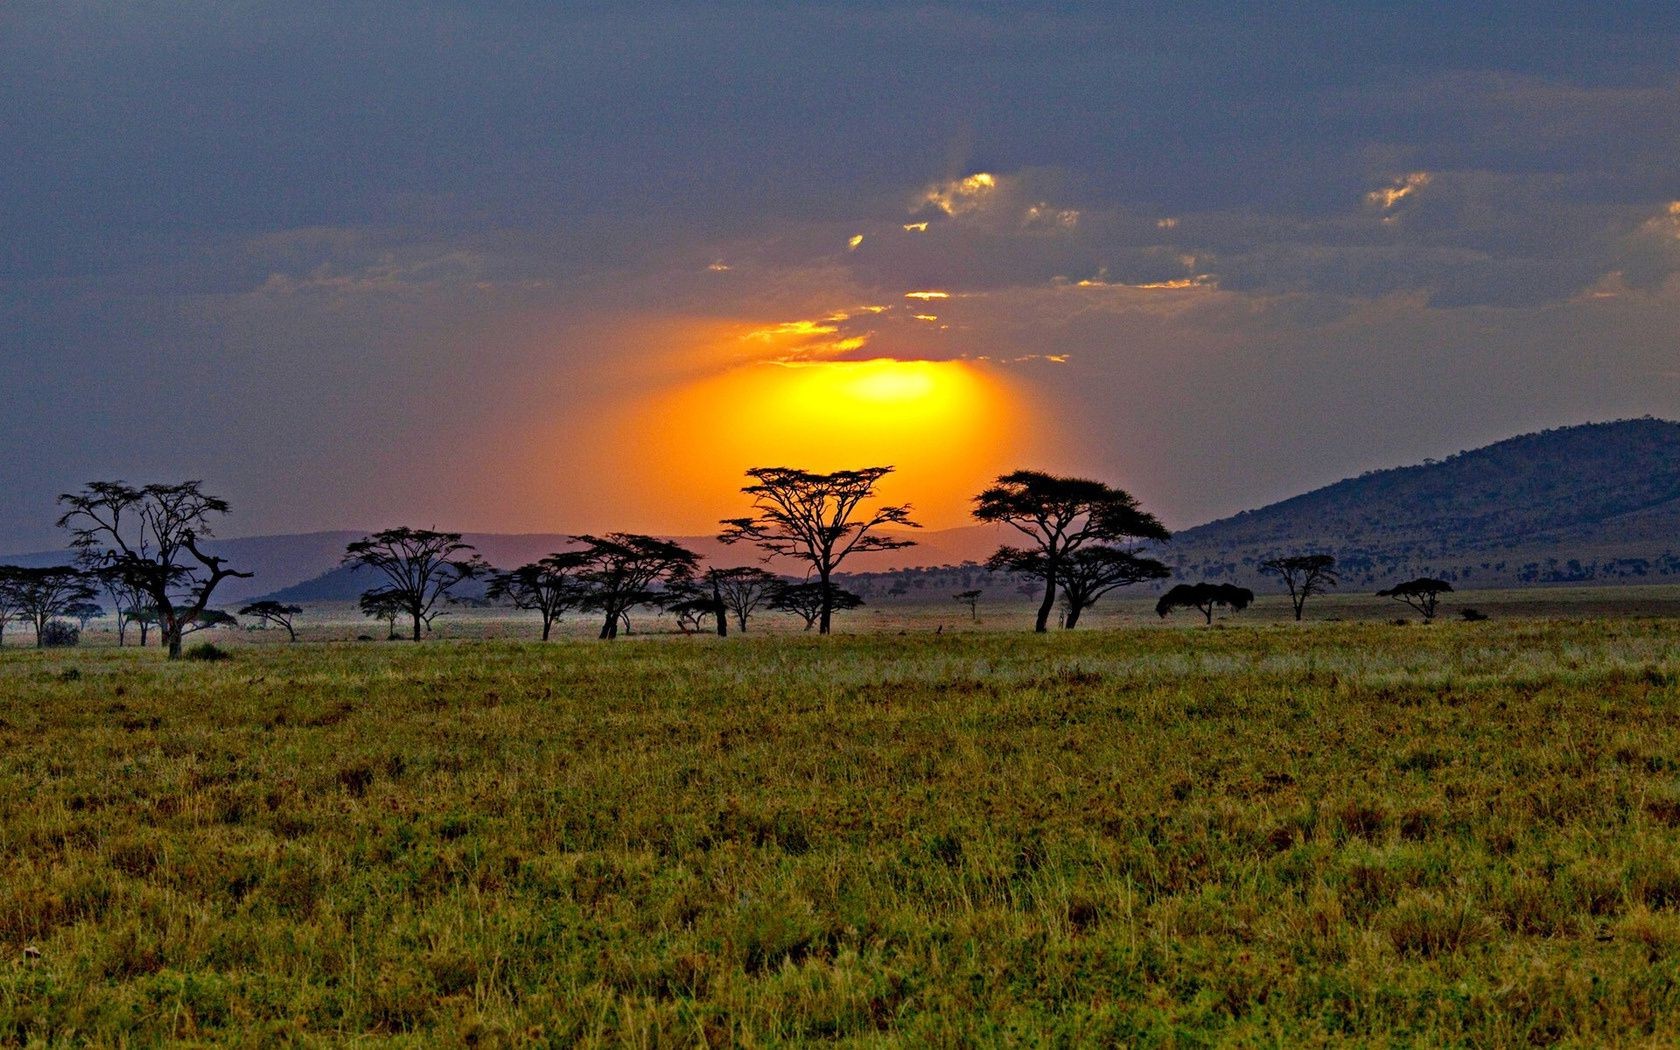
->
(4, 2, 1680, 549)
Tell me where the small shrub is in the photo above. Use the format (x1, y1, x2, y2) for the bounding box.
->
(39, 622, 79, 648)
(1460, 608, 1489, 622)
(184, 643, 232, 662)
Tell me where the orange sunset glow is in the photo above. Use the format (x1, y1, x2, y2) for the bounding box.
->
(627, 353, 1036, 531)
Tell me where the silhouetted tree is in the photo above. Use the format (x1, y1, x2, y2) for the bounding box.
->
(1056, 546, 1170, 628)
(973, 471, 1170, 632)
(720, 466, 918, 634)
(770, 580, 864, 631)
(1259, 554, 1340, 621)
(93, 566, 148, 646)
(342, 528, 487, 641)
(240, 600, 303, 641)
(663, 587, 720, 634)
(57, 481, 253, 659)
(129, 605, 159, 646)
(1377, 578, 1453, 621)
(571, 533, 700, 639)
(0, 568, 25, 648)
(954, 589, 982, 622)
(359, 591, 405, 639)
(487, 554, 587, 640)
(708, 566, 781, 633)
(5, 567, 97, 648)
(1156, 582, 1255, 624)
(181, 608, 240, 636)
(64, 602, 103, 632)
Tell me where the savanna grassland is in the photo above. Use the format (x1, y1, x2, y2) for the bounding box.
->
(3, 619, 1680, 1045)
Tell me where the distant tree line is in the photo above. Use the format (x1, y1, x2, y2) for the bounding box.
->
(3, 467, 1481, 656)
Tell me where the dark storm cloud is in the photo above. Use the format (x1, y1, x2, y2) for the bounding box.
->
(4, 2, 1680, 546)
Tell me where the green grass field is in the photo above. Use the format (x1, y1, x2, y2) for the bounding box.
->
(3, 617, 1680, 1044)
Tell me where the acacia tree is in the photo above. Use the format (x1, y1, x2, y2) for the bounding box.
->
(1259, 554, 1340, 621)
(769, 580, 864, 631)
(571, 533, 700, 639)
(1050, 546, 1169, 628)
(0, 568, 24, 648)
(1377, 577, 1453, 621)
(93, 566, 148, 646)
(342, 528, 487, 641)
(4, 567, 95, 641)
(1156, 582, 1255, 625)
(720, 466, 918, 634)
(709, 566, 781, 634)
(240, 600, 303, 641)
(181, 609, 240, 637)
(954, 589, 982, 622)
(57, 481, 253, 659)
(359, 591, 405, 639)
(8, 567, 98, 648)
(973, 471, 1170, 633)
(486, 554, 587, 641)
(65, 602, 104, 632)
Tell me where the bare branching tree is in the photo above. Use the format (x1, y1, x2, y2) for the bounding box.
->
(720, 466, 917, 634)
(57, 481, 253, 659)
(1259, 554, 1340, 621)
(487, 554, 587, 641)
(342, 528, 487, 641)
(973, 471, 1170, 633)
(92, 565, 149, 647)
(240, 600, 303, 641)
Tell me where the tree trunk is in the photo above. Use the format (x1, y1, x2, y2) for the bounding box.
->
(411, 612, 423, 641)
(1064, 603, 1083, 629)
(166, 626, 184, 659)
(712, 580, 728, 637)
(1034, 562, 1057, 633)
(599, 611, 616, 639)
(818, 572, 833, 635)
(1201, 604, 1213, 625)
(541, 618, 552, 641)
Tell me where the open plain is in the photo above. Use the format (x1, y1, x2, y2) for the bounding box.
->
(4, 610, 1680, 1044)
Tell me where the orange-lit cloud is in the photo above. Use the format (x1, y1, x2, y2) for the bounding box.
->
(1366, 172, 1432, 211)
(924, 172, 997, 216)
(905, 290, 950, 300)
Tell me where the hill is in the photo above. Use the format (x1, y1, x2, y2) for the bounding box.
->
(1165, 418, 1680, 590)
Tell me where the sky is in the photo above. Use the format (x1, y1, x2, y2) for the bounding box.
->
(4, 2, 1680, 551)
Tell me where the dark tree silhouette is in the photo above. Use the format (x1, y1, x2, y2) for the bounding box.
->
(487, 554, 587, 640)
(181, 609, 240, 636)
(64, 602, 104, 632)
(1259, 554, 1340, 621)
(1056, 546, 1170, 628)
(973, 471, 1170, 632)
(57, 481, 253, 659)
(0, 568, 25, 648)
(954, 589, 982, 622)
(342, 528, 487, 641)
(6, 567, 98, 648)
(129, 605, 159, 646)
(570, 533, 700, 639)
(1377, 577, 1454, 620)
(663, 587, 720, 634)
(769, 580, 864, 631)
(359, 591, 405, 639)
(708, 566, 781, 633)
(240, 600, 303, 641)
(1156, 582, 1255, 624)
(720, 466, 918, 634)
(93, 565, 149, 646)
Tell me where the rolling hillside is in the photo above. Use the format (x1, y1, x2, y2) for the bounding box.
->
(1165, 418, 1680, 590)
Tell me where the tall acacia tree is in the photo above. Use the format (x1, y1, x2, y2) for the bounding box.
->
(239, 600, 304, 641)
(1377, 577, 1453, 621)
(720, 466, 918, 634)
(570, 533, 700, 639)
(342, 528, 487, 641)
(57, 481, 252, 659)
(708, 566, 781, 634)
(487, 553, 588, 641)
(1259, 554, 1339, 621)
(973, 471, 1170, 632)
(0, 568, 24, 648)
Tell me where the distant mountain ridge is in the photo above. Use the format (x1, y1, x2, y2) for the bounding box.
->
(1165, 418, 1680, 589)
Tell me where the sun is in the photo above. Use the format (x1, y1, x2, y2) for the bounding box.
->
(628, 356, 1035, 530)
